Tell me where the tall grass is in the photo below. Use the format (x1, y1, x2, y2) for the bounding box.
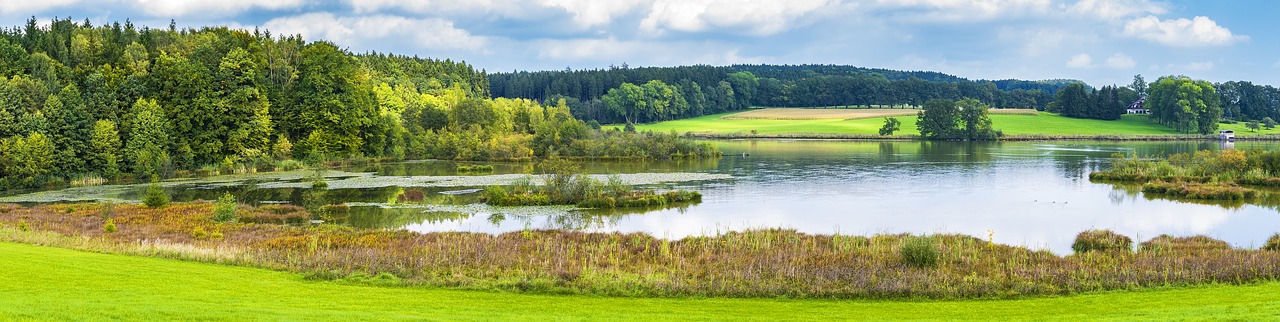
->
(3, 202, 1280, 299)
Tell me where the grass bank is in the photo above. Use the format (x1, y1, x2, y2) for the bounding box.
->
(4, 202, 1280, 300)
(616, 110, 1280, 139)
(3, 242, 1280, 320)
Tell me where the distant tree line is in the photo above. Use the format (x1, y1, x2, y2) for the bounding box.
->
(1047, 83, 1134, 121)
(489, 64, 1074, 124)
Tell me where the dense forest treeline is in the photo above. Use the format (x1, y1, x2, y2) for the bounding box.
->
(0, 17, 717, 189)
(489, 64, 1076, 124)
(492, 64, 1280, 133)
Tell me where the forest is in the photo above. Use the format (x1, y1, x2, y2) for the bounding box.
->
(489, 64, 1076, 124)
(0, 17, 717, 190)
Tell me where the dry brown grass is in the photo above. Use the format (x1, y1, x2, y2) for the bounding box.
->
(3, 202, 1280, 299)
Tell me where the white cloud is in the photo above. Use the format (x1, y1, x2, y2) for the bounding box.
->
(0, 0, 81, 15)
(535, 37, 758, 66)
(640, 0, 837, 36)
(1274, 60, 1280, 68)
(1066, 0, 1166, 20)
(873, 0, 1053, 23)
(1123, 15, 1247, 47)
(263, 13, 488, 53)
(1104, 53, 1135, 69)
(1065, 53, 1092, 68)
(540, 0, 647, 27)
(133, 0, 304, 17)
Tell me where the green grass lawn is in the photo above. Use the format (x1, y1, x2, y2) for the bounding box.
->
(3, 242, 1279, 321)
(618, 111, 1280, 137)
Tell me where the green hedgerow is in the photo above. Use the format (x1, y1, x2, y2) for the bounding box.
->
(900, 235, 939, 268)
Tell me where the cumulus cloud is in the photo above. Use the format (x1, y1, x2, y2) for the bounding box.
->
(0, 0, 81, 15)
(540, 0, 648, 27)
(1123, 15, 1247, 47)
(1104, 53, 1135, 69)
(263, 13, 488, 53)
(1065, 53, 1092, 69)
(639, 0, 837, 36)
(133, 0, 304, 18)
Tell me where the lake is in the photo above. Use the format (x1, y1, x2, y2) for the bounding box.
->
(7, 139, 1280, 254)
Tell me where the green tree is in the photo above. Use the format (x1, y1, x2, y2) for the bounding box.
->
(1130, 74, 1147, 97)
(878, 117, 901, 135)
(143, 182, 170, 208)
(215, 47, 273, 160)
(125, 99, 171, 179)
(0, 38, 28, 78)
(47, 85, 92, 174)
(11, 132, 55, 187)
(917, 99, 960, 139)
(1148, 76, 1221, 134)
(1264, 117, 1276, 129)
(958, 98, 997, 140)
(1246, 120, 1260, 132)
(1053, 83, 1089, 118)
(281, 41, 375, 159)
(89, 119, 121, 179)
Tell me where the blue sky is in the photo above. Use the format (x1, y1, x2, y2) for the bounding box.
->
(2, 0, 1275, 87)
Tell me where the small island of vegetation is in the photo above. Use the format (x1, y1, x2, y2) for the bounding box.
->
(1091, 149, 1280, 200)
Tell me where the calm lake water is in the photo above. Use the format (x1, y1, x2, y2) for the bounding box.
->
(16, 140, 1280, 254)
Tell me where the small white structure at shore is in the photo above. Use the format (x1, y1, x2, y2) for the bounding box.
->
(1219, 130, 1235, 141)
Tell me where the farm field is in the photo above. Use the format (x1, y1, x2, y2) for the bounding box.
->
(618, 108, 1280, 137)
(2, 241, 1278, 321)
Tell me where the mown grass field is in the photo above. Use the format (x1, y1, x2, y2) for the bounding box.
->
(3, 242, 1279, 321)
(617, 109, 1280, 137)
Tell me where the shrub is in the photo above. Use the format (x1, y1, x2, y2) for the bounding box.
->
(1140, 234, 1230, 253)
(143, 182, 170, 208)
(103, 219, 117, 233)
(1072, 230, 1132, 254)
(212, 192, 238, 223)
(192, 226, 209, 240)
(1264, 234, 1280, 251)
(900, 236, 939, 268)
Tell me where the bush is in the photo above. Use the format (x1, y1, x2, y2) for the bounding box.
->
(1072, 230, 1132, 254)
(103, 219, 117, 233)
(1264, 234, 1280, 251)
(900, 236, 939, 268)
(1140, 234, 1230, 253)
(143, 182, 170, 208)
(212, 192, 238, 223)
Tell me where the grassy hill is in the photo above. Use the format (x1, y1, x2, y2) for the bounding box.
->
(2, 241, 1278, 320)
(616, 109, 1280, 137)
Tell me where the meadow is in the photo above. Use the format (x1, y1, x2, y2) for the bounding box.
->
(4, 202, 1280, 300)
(617, 108, 1280, 138)
(4, 241, 1280, 320)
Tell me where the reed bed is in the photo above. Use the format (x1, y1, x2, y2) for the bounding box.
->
(2, 203, 1280, 299)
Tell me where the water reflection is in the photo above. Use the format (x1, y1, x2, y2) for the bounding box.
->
(26, 140, 1280, 254)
